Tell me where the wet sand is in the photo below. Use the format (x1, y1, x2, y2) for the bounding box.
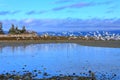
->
(0, 40, 120, 48)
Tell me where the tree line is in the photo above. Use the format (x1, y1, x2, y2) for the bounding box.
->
(0, 22, 27, 34)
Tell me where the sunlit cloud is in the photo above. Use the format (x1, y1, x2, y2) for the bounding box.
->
(23, 19, 34, 24)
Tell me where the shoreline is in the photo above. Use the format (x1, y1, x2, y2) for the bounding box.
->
(0, 40, 120, 48)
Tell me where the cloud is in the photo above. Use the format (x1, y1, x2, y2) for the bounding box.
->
(54, 0, 72, 4)
(106, 10, 114, 13)
(52, 2, 93, 11)
(109, 5, 117, 10)
(96, 0, 113, 5)
(23, 19, 34, 24)
(11, 11, 21, 14)
(106, 4, 117, 14)
(0, 11, 10, 15)
(26, 10, 48, 15)
(0, 10, 20, 15)
(39, 11, 48, 14)
(52, 1, 113, 11)
(1, 18, 120, 31)
(26, 11, 36, 15)
(69, 2, 92, 8)
(53, 6, 67, 11)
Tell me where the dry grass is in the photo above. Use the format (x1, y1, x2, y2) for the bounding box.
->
(0, 35, 120, 48)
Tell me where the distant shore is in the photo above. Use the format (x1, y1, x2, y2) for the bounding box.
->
(0, 34, 120, 48)
(0, 39, 120, 48)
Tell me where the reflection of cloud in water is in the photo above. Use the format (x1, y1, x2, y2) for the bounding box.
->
(0, 43, 78, 56)
(0, 43, 120, 79)
(25, 43, 78, 52)
(34, 43, 78, 51)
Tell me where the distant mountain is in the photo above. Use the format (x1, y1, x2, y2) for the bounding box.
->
(37, 30, 120, 37)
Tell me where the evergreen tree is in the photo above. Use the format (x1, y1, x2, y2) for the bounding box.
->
(15, 26, 20, 34)
(8, 24, 28, 34)
(0, 22, 4, 34)
(21, 26, 26, 33)
(9, 24, 15, 34)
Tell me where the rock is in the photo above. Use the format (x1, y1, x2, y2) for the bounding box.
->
(23, 75, 31, 80)
(14, 75, 21, 80)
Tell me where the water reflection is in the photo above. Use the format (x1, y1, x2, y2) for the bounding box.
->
(0, 43, 120, 79)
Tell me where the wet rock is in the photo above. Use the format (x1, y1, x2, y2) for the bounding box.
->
(38, 71, 41, 74)
(73, 77, 78, 80)
(59, 74, 63, 77)
(23, 75, 31, 80)
(88, 70, 92, 74)
(22, 67, 25, 70)
(22, 72, 32, 80)
(24, 65, 27, 67)
(0, 74, 5, 79)
(9, 74, 15, 79)
(73, 73, 76, 75)
(33, 70, 37, 72)
(13, 75, 21, 80)
(43, 72, 48, 76)
(113, 73, 116, 76)
(12, 70, 16, 73)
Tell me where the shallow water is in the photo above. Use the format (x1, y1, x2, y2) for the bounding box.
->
(0, 43, 120, 79)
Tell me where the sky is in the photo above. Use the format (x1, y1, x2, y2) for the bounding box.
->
(0, 0, 120, 32)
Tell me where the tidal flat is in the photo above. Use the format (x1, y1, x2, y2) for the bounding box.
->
(0, 40, 120, 48)
(0, 43, 120, 80)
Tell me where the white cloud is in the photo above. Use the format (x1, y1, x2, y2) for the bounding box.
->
(24, 19, 34, 24)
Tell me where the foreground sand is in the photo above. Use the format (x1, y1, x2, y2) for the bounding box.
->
(0, 40, 120, 48)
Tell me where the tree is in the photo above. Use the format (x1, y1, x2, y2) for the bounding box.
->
(15, 26, 20, 34)
(8, 24, 28, 34)
(9, 24, 15, 34)
(0, 22, 4, 34)
(21, 26, 26, 33)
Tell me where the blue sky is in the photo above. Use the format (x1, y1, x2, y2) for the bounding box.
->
(0, 0, 120, 31)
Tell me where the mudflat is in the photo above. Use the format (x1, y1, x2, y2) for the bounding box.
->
(0, 40, 120, 48)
